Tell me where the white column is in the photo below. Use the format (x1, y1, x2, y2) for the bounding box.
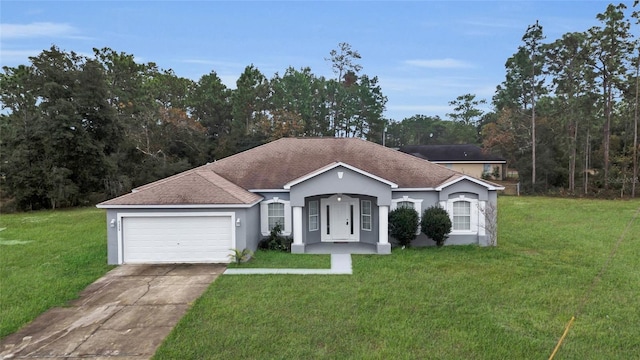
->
(378, 205, 389, 244)
(293, 206, 303, 245)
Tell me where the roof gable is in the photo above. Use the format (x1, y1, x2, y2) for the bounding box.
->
(283, 162, 398, 189)
(435, 174, 505, 191)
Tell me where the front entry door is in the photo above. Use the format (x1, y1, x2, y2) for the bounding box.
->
(321, 195, 359, 242)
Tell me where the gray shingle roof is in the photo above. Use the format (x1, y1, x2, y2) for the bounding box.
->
(399, 144, 506, 162)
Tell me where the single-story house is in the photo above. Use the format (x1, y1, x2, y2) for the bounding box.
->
(399, 144, 507, 180)
(97, 138, 504, 264)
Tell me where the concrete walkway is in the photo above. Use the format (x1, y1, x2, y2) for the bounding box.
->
(224, 253, 353, 275)
(0, 264, 225, 360)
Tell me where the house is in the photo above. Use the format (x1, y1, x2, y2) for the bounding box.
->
(97, 138, 504, 264)
(399, 144, 507, 180)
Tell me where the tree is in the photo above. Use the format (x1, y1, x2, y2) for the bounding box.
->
(523, 20, 545, 191)
(1, 47, 119, 209)
(229, 65, 270, 154)
(588, 3, 633, 188)
(421, 206, 452, 247)
(189, 71, 232, 159)
(447, 93, 486, 126)
(544, 32, 597, 193)
(269, 67, 329, 137)
(325, 42, 362, 137)
(325, 43, 387, 139)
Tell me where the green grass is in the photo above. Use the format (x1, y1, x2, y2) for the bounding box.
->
(227, 250, 330, 268)
(0, 207, 113, 338)
(154, 197, 640, 359)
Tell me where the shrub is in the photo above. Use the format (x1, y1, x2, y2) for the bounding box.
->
(257, 224, 292, 252)
(229, 248, 254, 264)
(388, 207, 420, 247)
(421, 206, 452, 247)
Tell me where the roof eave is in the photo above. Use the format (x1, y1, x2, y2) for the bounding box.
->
(435, 175, 505, 191)
(96, 199, 263, 210)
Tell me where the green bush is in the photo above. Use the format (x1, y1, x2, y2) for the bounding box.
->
(421, 206, 452, 247)
(388, 207, 420, 247)
(258, 224, 292, 252)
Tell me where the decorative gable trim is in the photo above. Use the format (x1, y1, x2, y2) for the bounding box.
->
(435, 175, 505, 191)
(284, 162, 398, 190)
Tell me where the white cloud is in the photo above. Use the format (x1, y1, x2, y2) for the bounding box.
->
(404, 58, 474, 69)
(0, 22, 78, 39)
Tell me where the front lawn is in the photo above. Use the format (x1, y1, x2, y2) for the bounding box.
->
(0, 207, 113, 338)
(155, 197, 640, 359)
(227, 250, 330, 269)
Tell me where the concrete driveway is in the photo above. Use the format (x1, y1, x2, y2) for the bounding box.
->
(1, 264, 226, 360)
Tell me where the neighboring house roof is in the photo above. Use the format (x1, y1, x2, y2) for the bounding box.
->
(398, 144, 506, 163)
(99, 138, 498, 207)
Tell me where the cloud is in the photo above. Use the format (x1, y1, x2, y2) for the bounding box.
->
(0, 22, 78, 39)
(404, 59, 474, 69)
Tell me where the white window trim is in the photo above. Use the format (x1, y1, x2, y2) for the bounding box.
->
(446, 195, 478, 235)
(391, 196, 423, 234)
(308, 200, 319, 232)
(361, 200, 372, 231)
(260, 198, 292, 236)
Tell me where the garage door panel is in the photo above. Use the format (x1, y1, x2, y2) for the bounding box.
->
(122, 216, 233, 263)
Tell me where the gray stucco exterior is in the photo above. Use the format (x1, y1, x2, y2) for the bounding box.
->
(104, 206, 259, 265)
(100, 160, 502, 264)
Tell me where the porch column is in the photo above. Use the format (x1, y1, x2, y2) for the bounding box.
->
(377, 205, 391, 254)
(378, 205, 389, 244)
(292, 206, 303, 245)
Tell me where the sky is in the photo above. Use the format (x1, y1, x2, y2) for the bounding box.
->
(0, 1, 630, 121)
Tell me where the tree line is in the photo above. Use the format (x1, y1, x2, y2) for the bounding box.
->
(485, 2, 639, 196)
(1, 43, 388, 210)
(1, 2, 638, 211)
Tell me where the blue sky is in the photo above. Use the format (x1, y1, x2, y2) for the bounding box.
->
(0, 1, 625, 121)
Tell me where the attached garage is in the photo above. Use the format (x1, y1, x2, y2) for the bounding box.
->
(118, 213, 235, 264)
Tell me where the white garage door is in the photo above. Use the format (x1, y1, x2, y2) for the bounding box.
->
(122, 215, 233, 263)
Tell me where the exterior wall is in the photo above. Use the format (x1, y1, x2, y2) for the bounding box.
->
(438, 180, 489, 202)
(105, 209, 119, 264)
(102, 206, 258, 265)
(439, 163, 504, 180)
(289, 166, 392, 207)
(243, 205, 261, 251)
(359, 195, 379, 244)
(391, 191, 439, 213)
(304, 196, 323, 245)
(261, 192, 290, 201)
(302, 194, 380, 245)
(387, 180, 501, 248)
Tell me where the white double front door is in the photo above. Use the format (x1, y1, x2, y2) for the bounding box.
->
(320, 194, 359, 242)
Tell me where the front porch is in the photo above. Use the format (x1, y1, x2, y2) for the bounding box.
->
(303, 242, 379, 254)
